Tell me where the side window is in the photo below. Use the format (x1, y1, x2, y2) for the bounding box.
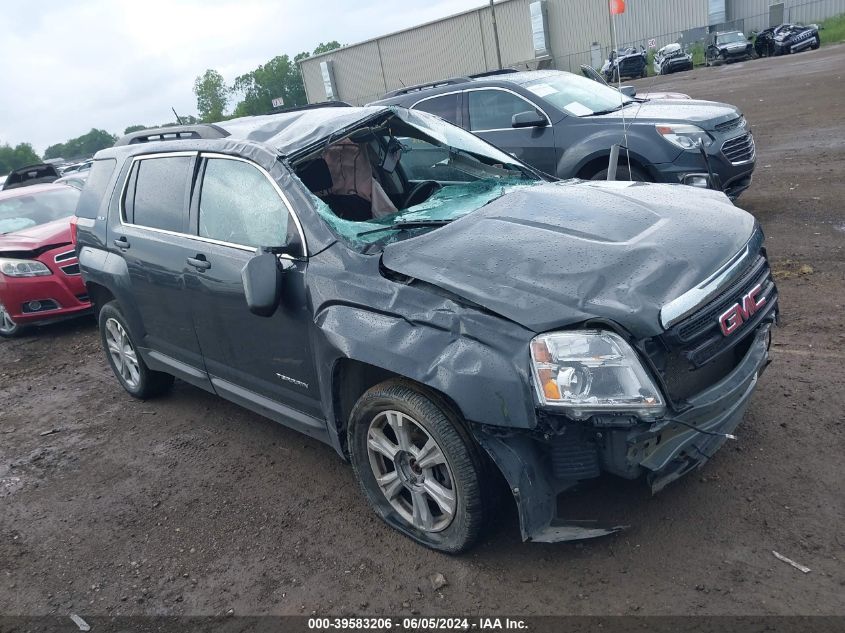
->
(398, 137, 466, 182)
(198, 158, 290, 249)
(412, 93, 460, 125)
(467, 90, 541, 131)
(128, 156, 192, 232)
(75, 158, 116, 219)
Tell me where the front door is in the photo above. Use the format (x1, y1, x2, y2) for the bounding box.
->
(183, 154, 323, 422)
(464, 88, 557, 176)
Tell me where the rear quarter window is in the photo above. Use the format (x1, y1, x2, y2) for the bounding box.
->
(126, 156, 192, 232)
(75, 159, 116, 219)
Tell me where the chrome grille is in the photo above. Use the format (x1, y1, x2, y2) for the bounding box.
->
(722, 133, 755, 165)
(54, 250, 76, 263)
(715, 116, 745, 133)
(60, 263, 81, 276)
(663, 254, 777, 369)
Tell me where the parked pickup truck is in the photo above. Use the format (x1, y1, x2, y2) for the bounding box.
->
(75, 107, 778, 552)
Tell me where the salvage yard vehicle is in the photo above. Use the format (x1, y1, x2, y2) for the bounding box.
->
(371, 69, 755, 199)
(601, 46, 648, 81)
(706, 31, 754, 66)
(0, 183, 89, 337)
(76, 107, 777, 552)
(653, 43, 694, 75)
(54, 171, 89, 191)
(580, 64, 691, 100)
(754, 23, 821, 57)
(1, 163, 60, 191)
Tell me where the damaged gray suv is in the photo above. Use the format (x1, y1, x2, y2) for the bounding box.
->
(75, 106, 778, 552)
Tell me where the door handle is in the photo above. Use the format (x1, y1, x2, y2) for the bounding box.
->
(187, 255, 211, 271)
(113, 236, 130, 249)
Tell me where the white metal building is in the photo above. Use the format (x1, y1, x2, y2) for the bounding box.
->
(299, 0, 845, 105)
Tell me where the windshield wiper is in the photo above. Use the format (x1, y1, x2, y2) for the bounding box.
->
(589, 103, 632, 116)
(356, 219, 453, 238)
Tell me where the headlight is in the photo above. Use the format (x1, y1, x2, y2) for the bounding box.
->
(656, 123, 713, 150)
(0, 258, 52, 277)
(529, 330, 664, 417)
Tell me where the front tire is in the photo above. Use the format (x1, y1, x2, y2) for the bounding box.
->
(348, 380, 487, 553)
(0, 302, 27, 338)
(590, 165, 650, 182)
(99, 301, 174, 399)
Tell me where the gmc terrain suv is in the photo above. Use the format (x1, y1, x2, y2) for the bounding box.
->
(369, 69, 756, 199)
(76, 107, 777, 552)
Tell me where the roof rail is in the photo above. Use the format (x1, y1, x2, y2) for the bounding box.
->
(113, 124, 230, 147)
(267, 101, 352, 115)
(382, 77, 472, 99)
(468, 68, 520, 79)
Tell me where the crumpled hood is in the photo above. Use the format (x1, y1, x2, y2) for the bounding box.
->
(595, 99, 740, 129)
(0, 217, 72, 253)
(382, 181, 756, 338)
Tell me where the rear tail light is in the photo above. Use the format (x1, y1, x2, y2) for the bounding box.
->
(69, 216, 79, 246)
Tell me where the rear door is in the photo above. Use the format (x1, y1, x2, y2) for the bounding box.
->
(463, 88, 557, 175)
(109, 152, 207, 374)
(182, 154, 323, 424)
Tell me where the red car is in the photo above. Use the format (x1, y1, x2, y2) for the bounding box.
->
(0, 183, 91, 337)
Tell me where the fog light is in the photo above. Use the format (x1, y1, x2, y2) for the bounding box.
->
(28, 300, 42, 311)
(684, 174, 710, 188)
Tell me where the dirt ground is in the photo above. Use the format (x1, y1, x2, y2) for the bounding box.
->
(1, 45, 844, 618)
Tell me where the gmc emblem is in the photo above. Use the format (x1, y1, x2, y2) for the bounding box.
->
(718, 284, 766, 336)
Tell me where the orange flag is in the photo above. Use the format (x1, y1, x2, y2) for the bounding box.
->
(609, 0, 625, 14)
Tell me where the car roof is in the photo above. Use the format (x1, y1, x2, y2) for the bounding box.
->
(216, 106, 389, 155)
(102, 106, 393, 160)
(0, 182, 72, 201)
(371, 69, 575, 104)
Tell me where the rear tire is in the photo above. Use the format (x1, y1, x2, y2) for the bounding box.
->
(99, 301, 174, 399)
(348, 379, 487, 553)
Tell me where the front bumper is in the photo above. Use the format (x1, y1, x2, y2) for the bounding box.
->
(473, 324, 771, 543)
(656, 58, 693, 74)
(718, 46, 753, 62)
(653, 134, 756, 200)
(0, 249, 91, 325)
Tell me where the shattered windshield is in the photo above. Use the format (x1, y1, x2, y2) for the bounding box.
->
(524, 73, 634, 116)
(313, 178, 539, 251)
(293, 108, 542, 252)
(716, 32, 746, 45)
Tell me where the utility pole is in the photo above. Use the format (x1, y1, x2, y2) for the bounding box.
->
(490, 0, 503, 70)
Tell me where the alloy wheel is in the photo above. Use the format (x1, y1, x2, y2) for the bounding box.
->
(366, 410, 457, 533)
(0, 303, 18, 335)
(104, 317, 140, 389)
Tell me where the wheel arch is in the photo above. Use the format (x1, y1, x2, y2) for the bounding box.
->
(329, 358, 470, 458)
(85, 281, 116, 318)
(575, 150, 654, 181)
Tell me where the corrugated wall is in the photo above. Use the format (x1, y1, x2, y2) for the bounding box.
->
(300, 0, 845, 104)
(733, 0, 845, 32)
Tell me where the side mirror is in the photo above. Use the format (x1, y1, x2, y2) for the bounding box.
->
(241, 250, 283, 317)
(512, 110, 547, 128)
(619, 85, 637, 98)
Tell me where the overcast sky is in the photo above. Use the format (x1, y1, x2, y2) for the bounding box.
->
(0, 0, 483, 154)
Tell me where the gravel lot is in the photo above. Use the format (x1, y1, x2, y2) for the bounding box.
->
(1, 45, 843, 618)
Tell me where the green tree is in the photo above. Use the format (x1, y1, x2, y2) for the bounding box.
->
(0, 142, 41, 176)
(231, 41, 343, 117)
(312, 40, 341, 55)
(231, 55, 304, 117)
(193, 69, 229, 122)
(124, 124, 147, 134)
(43, 129, 117, 160)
